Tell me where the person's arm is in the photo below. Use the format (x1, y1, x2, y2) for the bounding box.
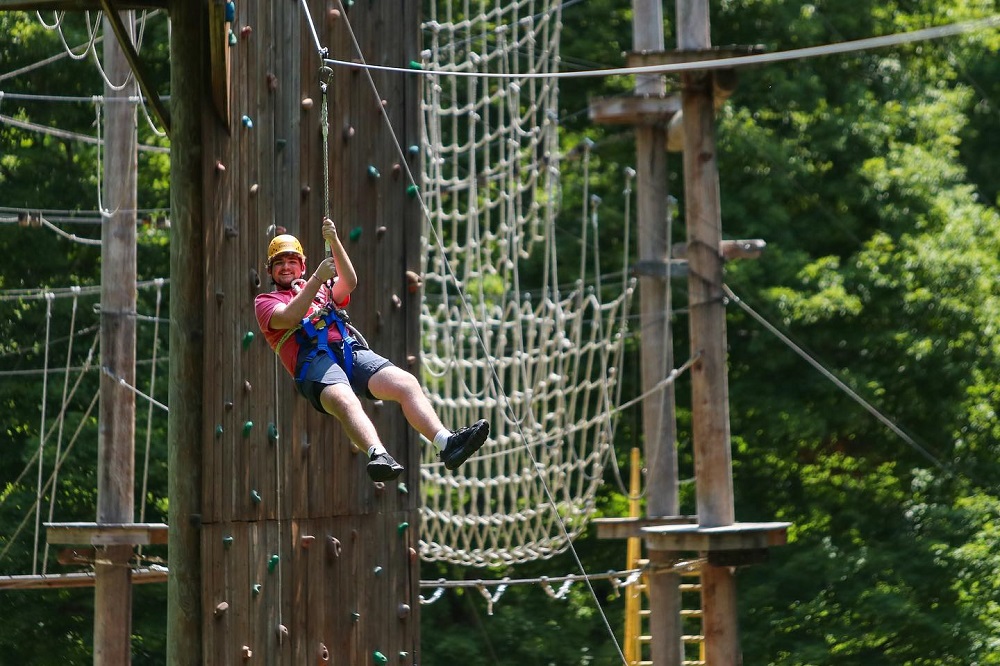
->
(267, 260, 337, 330)
(323, 217, 357, 305)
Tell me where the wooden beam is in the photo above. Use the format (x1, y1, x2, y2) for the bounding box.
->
(97, 0, 171, 135)
(46, 522, 169, 546)
(0, 0, 163, 9)
(641, 522, 791, 552)
(671, 239, 767, 261)
(593, 516, 697, 540)
(0, 569, 167, 591)
(589, 93, 682, 126)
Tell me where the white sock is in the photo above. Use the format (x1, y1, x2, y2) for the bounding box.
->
(432, 429, 451, 451)
(367, 444, 387, 458)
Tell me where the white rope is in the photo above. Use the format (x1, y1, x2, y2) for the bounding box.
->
(0, 113, 168, 153)
(0, 334, 99, 511)
(31, 293, 55, 575)
(138, 279, 164, 542)
(95, 101, 104, 213)
(3, 10, 162, 84)
(0, 279, 167, 301)
(101, 366, 169, 413)
(416, 560, 705, 612)
(42, 288, 80, 574)
(0, 390, 100, 567)
(39, 216, 103, 247)
(89, 12, 136, 92)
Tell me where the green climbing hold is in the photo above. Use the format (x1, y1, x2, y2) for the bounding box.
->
(243, 421, 254, 436)
(228, 29, 237, 46)
(349, 227, 362, 242)
(268, 554, 280, 572)
(242, 330, 255, 348)
(408, 61, 423, 70)
(252, 583, 262, 597)
(215, 424, 224, 437)
(397, 522, 409, 535)
(373, 651, 388, 664)
(406, 184, 419, 198)
(397, 482, 408, 494)
(223, 536, 234, 547)
(367, 165, 380, 179)
(373, 565, 383, 576)
(351, 611, 360, 622)
(267, 423, 279, 443)
(251, 489, 262, 504)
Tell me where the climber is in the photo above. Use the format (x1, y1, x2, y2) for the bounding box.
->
(254, 218, 489, 482)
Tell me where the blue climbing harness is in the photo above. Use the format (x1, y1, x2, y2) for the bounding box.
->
(295, 304, 355, 383)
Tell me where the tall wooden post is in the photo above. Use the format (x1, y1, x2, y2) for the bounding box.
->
(95, 10, 138, 665)
(676, 0, 740, 662)
(166, 0, 205, 662)
(632, 1, 684, 665)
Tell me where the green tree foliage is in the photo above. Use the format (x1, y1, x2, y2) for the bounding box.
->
(0, 10, 170, 665)
(711, 1, 1000, 663)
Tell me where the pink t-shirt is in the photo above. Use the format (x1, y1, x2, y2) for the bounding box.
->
(254, 284, 350, 376)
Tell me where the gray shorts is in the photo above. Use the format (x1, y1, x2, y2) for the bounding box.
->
(295, 343, 394, 413)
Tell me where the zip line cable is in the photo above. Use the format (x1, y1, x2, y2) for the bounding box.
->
(722, 284, 951, 474)
(323, 15, 999, 80)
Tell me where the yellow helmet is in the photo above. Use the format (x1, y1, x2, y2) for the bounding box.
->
(266, 234, 305, 267)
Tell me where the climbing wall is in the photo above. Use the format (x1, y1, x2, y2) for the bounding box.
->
(198, 0, 422, 662)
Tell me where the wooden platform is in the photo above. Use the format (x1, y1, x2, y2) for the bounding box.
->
(642, 522, 790, 552)
(45, 522, 168, 547)
(593, 515, 698, 540)
(594, 516, 790, 552)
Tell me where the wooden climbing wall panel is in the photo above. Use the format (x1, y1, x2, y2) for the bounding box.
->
(198, 0, 422, 662)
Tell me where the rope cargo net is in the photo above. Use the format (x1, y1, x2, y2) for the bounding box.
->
(418, 0, 634, 567)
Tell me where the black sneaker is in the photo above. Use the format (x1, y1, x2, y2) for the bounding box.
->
(440, 420, 490, 470)
(367, 451, 404, 482)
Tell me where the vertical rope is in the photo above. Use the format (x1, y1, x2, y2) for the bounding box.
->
(42, 288, 80, 573)
(319, 66, 334, 254)
(32, 293, 55, 575)
(95, 101, 104, 213)
(137, 279, 164, 559)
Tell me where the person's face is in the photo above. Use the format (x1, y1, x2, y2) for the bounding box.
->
(270, 253, 305, 288)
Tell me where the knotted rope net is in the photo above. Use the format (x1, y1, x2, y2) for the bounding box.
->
(418, 0, 635, 567)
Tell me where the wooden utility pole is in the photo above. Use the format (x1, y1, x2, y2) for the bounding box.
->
(632, 1, 685, 665)
(95, 10, 138, 665)
(594, 2, 791, 664)
(165, 0, 204, 662)
(676, 0, 740, 662)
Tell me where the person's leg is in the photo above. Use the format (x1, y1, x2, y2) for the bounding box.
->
(318, 383, 383, 449)
(366, 365, 445, 441)
(366, 364, 489, 470)
(319, 382, 403, 482)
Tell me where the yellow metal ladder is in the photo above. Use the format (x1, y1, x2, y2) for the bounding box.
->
(624, 449, 705, 666)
